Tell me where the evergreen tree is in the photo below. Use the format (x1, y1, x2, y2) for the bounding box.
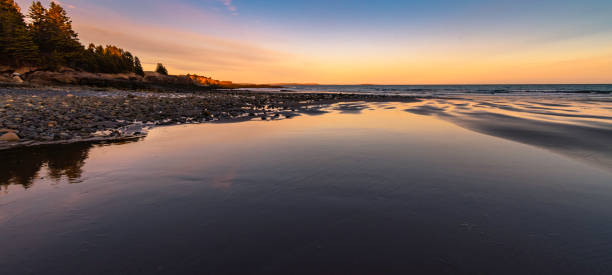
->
(27, 1, 46, 48)
(46, 2, 79, 43)
(72, 44, 140, 74)
(156, 63, 168, 75)
(134, 57, 144, 76)
(47, 1, 83, 67)
(0, 0, 40, 66)
(28, 1, 82, 68)
(1, 1, 145, 74)
(122, 51, 134, 72)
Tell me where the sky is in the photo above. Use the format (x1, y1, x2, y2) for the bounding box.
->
(14, 0, 612, 84)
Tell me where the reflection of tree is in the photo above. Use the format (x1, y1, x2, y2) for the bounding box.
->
(0, 143, 93, 188)
(46, 144, 90, 182)
(0, 151, 45, 188)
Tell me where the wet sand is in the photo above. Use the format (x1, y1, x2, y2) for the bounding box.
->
(1, 98, 612, 274)
(404, 96, 612, 170)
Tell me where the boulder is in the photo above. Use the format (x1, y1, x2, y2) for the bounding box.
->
(0, 132, 20, 142)
(12, 75, 24, 83)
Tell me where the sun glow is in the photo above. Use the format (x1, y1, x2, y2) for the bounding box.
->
(14, 0, 612, 84)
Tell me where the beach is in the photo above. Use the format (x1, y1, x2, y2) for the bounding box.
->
(2, 0, 611, 273)
(0, 87, 416, 150)
(2, 89, 612, 274)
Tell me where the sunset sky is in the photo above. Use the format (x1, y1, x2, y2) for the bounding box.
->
(15, 0, 612, 84)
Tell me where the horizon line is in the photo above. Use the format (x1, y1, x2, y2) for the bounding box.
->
(257, 83, 612, 86)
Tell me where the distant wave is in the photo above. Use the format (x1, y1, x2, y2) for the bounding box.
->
(278, 84, 612, 97)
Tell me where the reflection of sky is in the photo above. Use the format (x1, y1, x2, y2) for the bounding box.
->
(10, 0, 612, 83)
(2, 100, 612, 273)
(2, 98, 611, 192)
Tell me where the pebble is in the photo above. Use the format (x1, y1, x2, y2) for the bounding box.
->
(0, 88, 416, 148)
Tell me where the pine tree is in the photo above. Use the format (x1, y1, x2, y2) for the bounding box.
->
(156, 63, 168, 75)
(0, 0, 40, 66)
(48, 2, 82, 67)
(46, 2, 78, 42)
(122, 51, 134, 71)
(28, 1, 82, 68)
(27, 1, 47, 51)
(134, 57, 144, 76)
(1, 1, 145, 74)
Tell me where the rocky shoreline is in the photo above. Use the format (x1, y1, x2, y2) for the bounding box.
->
(0, 87, 419, 150)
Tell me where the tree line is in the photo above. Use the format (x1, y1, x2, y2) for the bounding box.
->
(0, 0, 146, 76)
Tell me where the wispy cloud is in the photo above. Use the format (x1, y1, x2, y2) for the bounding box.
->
(16, 0, 76, 10)
(219, 0, 237, 15)
(78, 23, 288, 69)
(53, 0, 76, 9)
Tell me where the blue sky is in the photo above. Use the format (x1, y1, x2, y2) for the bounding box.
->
(14, 0, 612, 83)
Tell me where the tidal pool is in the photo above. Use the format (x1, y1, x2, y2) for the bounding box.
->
(2, 99, 612, 274)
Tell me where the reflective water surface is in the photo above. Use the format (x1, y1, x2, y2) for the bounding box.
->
(2, 98, 612, 274)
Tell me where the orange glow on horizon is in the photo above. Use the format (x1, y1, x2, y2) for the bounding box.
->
(26, 0, 612, 85)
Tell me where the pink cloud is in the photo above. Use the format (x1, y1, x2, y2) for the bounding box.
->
(220, 0, 237, 14)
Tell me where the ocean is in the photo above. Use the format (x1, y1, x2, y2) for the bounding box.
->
(255, 84, 612, 97)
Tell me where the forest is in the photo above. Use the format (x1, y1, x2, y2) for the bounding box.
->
(0, 0, 145, 75)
